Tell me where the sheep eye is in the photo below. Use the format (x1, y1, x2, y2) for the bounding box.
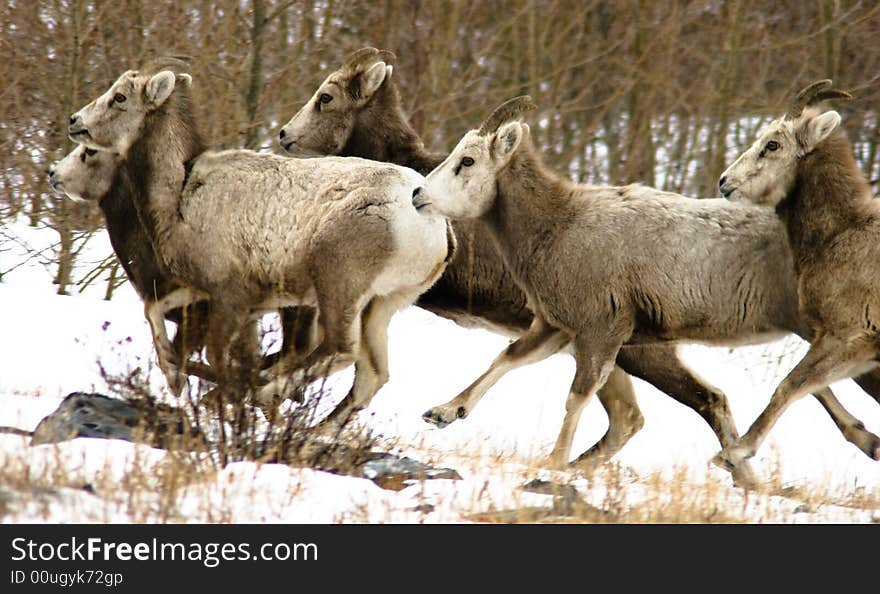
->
(319, 93, 333, 104)
(113, 93, 127, 104)
(765, 140, 780, 152)
(84, 148, 98, 157)
(461, 157, 475, 167)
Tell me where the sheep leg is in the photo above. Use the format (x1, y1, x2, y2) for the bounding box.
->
(548, 333, 627, 468)
(571, 368, 643, 464)
(144, 287, 209, 395)
(794, 329, 880, 457)
(204, 298, 258, 406)
(713, 337, 880, 484)
(169, 302, 210, 364)
(255, 299, 362, 410)
(262, 306, 319, 370)
(610, 344, 757, 486)
(318, 295, 403, 429)
(422, 318, 569, 428)
(255, 306, 320, 404)
(812, 386, 880, 460)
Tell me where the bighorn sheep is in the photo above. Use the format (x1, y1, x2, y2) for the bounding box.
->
(411, 95, 880, 483)
(280, 48, 880, 484)
(67, 57, 454, 425)
(715, 80, 880, 475)
(47, 144, 316, 392)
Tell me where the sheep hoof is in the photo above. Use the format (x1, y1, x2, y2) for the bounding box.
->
(843, 425, 880, 460)
(421, 405, 465, 429)
(712, 446, 754, 487)
(710, 451, 735, 472)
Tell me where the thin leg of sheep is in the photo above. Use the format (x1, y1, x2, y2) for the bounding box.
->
(547, 334, 628, 468)
(422, 318, 569, 428)
(615, 345, 741, 448)
(145, 286, 209, 395)
(571, 369, 642, 461)
(713, 336, 880, 478)
(255, 299, 364, 411)
(812, 386, 880, 460)
(572, 369, 648, 463)
(203, 296, 265, 407)
(261, 307, 320, 370)
(316, 294, 404, 429)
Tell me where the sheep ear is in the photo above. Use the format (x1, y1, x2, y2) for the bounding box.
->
(491, 121, 523, 166)
(145, 71, 177, 108)
(799, 110, 841, 151)
(356, 61, 388, 99)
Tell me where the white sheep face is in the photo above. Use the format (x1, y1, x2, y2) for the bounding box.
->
(415, 122, 523, 219)
(48, 145, 118, 203)
(279, 61, 392, 156)
(68, 69, 189, 156)
(719, 108, 841, 206)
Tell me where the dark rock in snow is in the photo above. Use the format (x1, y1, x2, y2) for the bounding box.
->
(30, 392, 204, 449)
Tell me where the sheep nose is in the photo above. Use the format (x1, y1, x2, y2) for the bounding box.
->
(718, 175, 727, 189)
(69, 115, 78, 126)
(412, 187, 421, 199)
(279, 128, 286, 139)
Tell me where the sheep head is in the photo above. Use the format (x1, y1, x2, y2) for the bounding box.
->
(68, 60, 192, 156)
(718, 80, 850, 206)
(49, 145, 120, 203)
(279, 47, 397, 156)
(413, 96, 536, 219)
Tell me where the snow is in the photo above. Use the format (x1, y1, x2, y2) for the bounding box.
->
(1, 219, 878, 523)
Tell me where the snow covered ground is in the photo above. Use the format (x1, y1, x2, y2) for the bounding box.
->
(1, 219, 879, 523)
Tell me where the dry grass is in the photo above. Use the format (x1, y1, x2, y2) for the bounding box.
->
(3, 426, 879, 523)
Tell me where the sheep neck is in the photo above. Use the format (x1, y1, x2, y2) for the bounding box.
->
(777, 132, 872, 271)
(482, 139, 576, 287)
(98, 167, 170, 300)
(126, 93, 206, 278)
(343, 82, 445, 176)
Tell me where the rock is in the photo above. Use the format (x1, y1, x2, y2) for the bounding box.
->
(360, 453, 461, 490)
(30, 392, 204, 449)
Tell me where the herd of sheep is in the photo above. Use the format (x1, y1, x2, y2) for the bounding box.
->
(48, 48, 880, 489)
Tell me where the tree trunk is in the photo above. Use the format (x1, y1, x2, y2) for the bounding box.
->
(244, 0, 266, 149)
